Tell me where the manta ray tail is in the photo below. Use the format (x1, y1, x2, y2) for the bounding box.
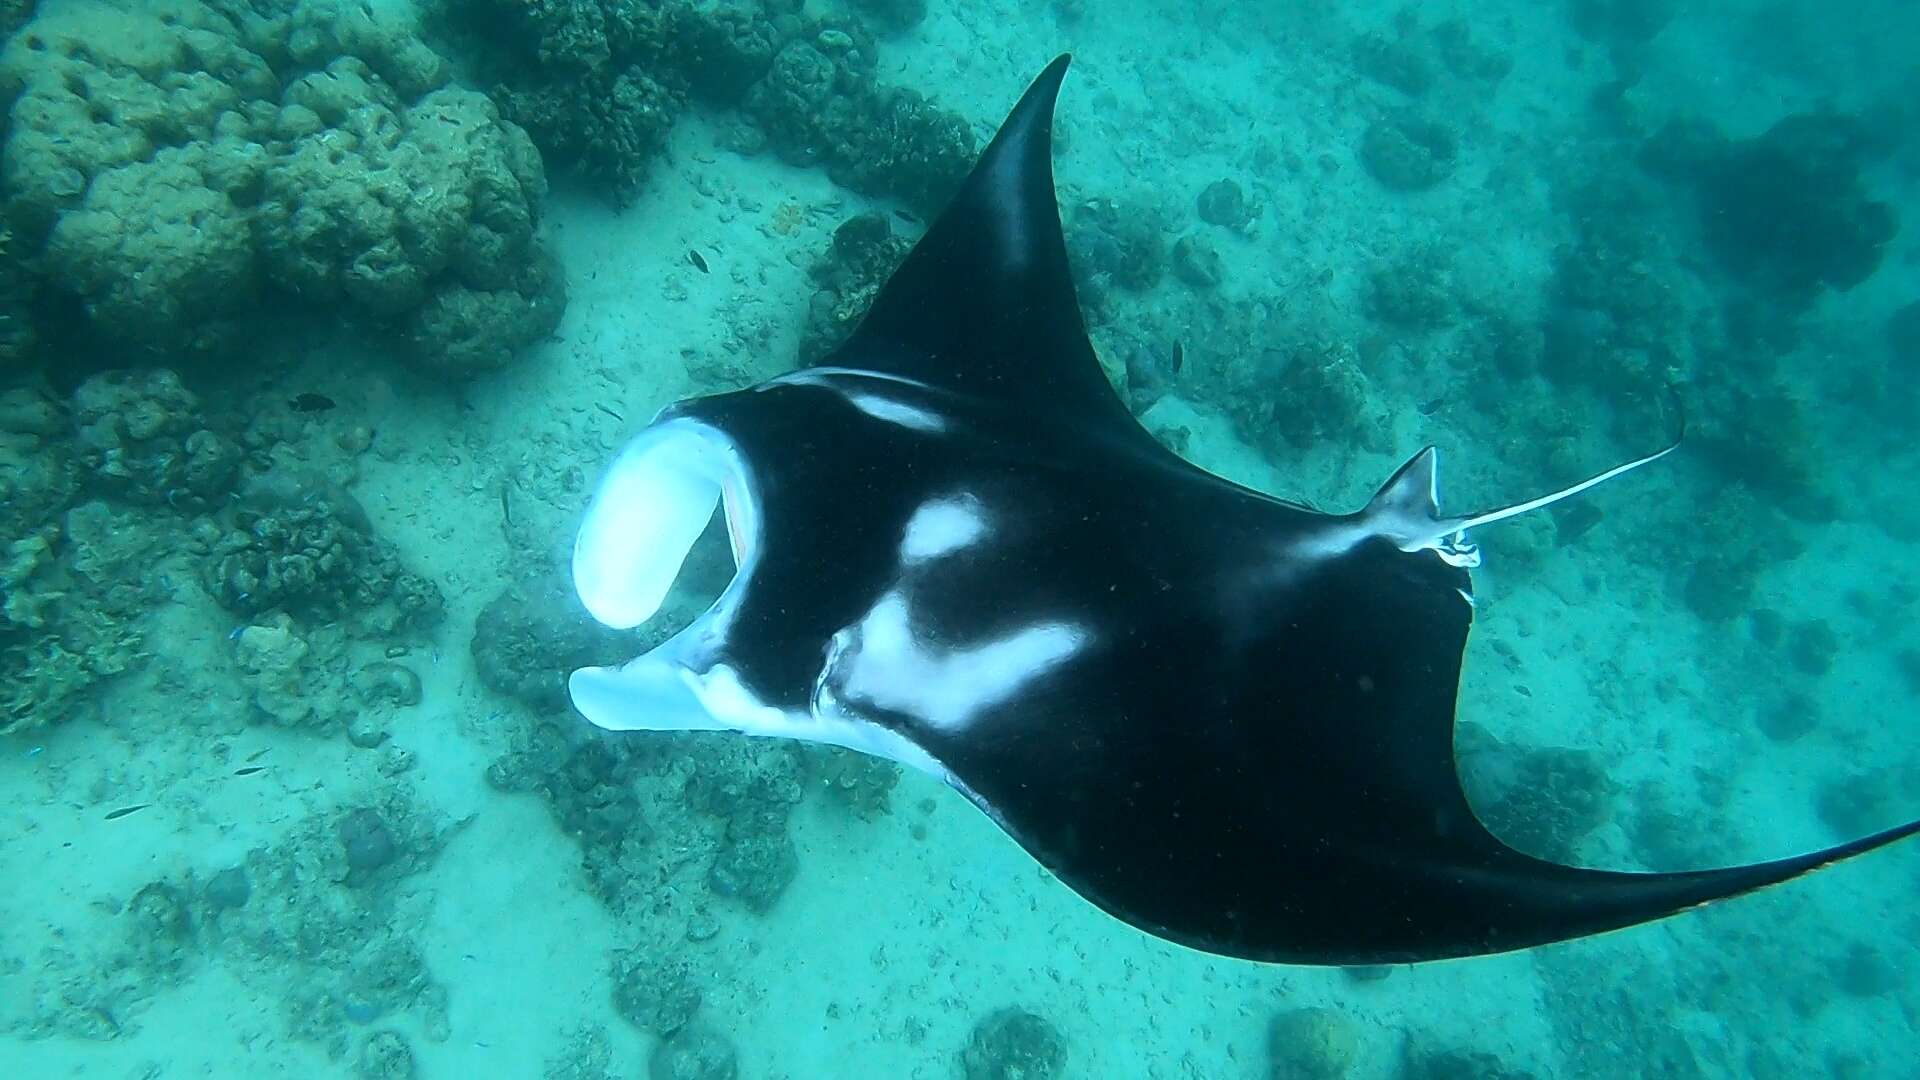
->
(1364, 434, 1680, 568)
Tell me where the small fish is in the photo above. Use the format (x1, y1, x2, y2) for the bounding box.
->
(595, 403, 625, 423)
(289, 392, 336, 413)
(233, 766, 267, 777)
(246, 748, 271, 762)
(894, 208, 921, 224)
(104, 804, 152, 820)
(1170, 340, 1185, 374)
(687, 250, 710, 274)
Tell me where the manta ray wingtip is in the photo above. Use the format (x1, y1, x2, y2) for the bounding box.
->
(1432, 812, 1920, 965)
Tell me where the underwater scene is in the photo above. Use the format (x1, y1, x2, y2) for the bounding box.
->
(2, 0, 1918, 1076)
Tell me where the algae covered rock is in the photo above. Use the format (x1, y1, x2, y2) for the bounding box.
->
(706, 809, 799, 913)
(1365, 250, 1453, 329)
(1404, 1045, 1538, 1080)
(740, 23, 974, 215)
(738, 37, 831, 161)
(648, 1020, 738, 1080)
(669, 6, 781, 105)
(0, 384, 77, 539)
(816, 77, 975, 217)
(126, 880, 198, 978)
(401, 247, 566, 375)
(205, 482, 443, 636)
(1254, 341, 1390, 455)
(255, 80, 547, 309)
(43, 141, 264, 351)
(70, 368, 238, 509)
(1456, 721, 1613, 862)
(2, 500, 160, 733)
(683, 740, 805, 914)
(612, 950, 703, 1036)
(255, 80, 564, 372)
(0, 218, 37, 371)
(1888, 300, 1920, 370)
(431, 0, 686, 204)
(1196, 177, 1258, 231)
(0, 0, 35, 38)
(1641, 110, 1898, 305)
(1351, 30, 1434, 96)
(495, 66, 684, 206)
(1267, 1006, 1358, 1080)
(1, 0, 563, 372)
(850, 0, 928, 34)
(471, 573, 631, 711)
(198, 797, 454, 1051)
(356, 1029, 417, 1080)
(232, 615, 326, 728)
(960, 1007, 1066, 1080)
(815, 746, 900, 820)
(338, 806, 401, 878)
(1069, 196, 1170, 293)
(1171, 234, 1223, 289)
(799, 211, 913, 364)
(440, 1, 972, 213)
(1359, 112, 1457, 191)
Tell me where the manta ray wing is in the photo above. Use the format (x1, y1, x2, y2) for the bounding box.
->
(826, 55, 1147, 441)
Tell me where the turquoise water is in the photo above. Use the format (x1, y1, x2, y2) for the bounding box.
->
(2, 0, 1916, 1076)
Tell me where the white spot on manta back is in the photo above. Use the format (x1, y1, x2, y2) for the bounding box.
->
(834, 590, 1088, 733)
(846, 392, 946, 432)
(762, 367, 948, 432)
(900, 495, 989, 564)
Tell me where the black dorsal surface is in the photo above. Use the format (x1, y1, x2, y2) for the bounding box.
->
(827, 55, 1142, 436)
(569, 56, 1919, 965)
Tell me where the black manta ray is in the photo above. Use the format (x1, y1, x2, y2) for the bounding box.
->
(567, 56, 1919, 964)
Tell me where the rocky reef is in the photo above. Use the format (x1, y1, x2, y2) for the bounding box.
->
(1640, 109, 1899, 307)
(203, 480, 443, 636)
(960, 1007, 1066, 1080)
(797, 210, 913, 364)
(0, 0, 564, 375)
(436, 0, 975, 215)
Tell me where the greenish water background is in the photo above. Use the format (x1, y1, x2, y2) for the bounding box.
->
(1, 1, 1915, 1077)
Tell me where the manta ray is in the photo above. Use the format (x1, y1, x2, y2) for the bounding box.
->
(566, 56, 1918, 964)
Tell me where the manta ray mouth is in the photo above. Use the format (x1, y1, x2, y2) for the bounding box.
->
(571, 417, 757, 632)
(567, 416, 774, 740)
(567, 409, 960, 781)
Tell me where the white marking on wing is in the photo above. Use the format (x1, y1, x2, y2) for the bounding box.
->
(836, 591, 1087, 732)
(846, 392, 947, 432)
(763, 368, 948, 432)
(900, 495, 989, 564)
